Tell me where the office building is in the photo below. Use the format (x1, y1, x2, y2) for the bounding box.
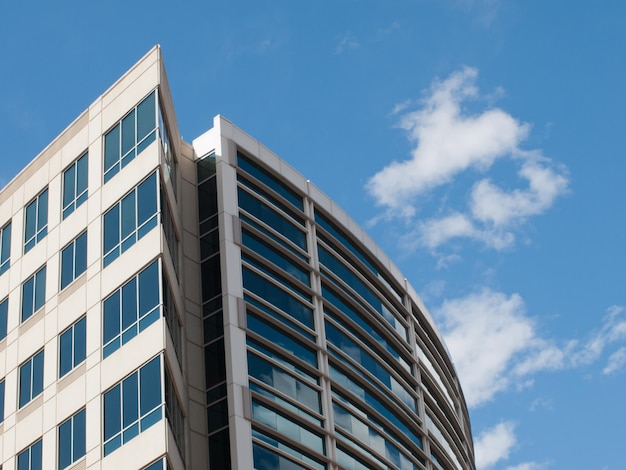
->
(0, 46, 475, 470)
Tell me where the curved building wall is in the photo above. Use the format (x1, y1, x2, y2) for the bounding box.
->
(193, 116, 475, 470)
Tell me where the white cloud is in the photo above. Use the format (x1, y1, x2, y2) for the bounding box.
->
(603, 347, 626, 375)
(436, 289, 534, 407)
(474, 422, 516, 469)
(505, 463, 546, 470)
(470, 156, 569, 226)
(414, 213, 477, 249)
(367, 67, 569, 251)
(367, 66, 527, 212)
(334, 32, 359, 55)
(436, 291, 626, 407)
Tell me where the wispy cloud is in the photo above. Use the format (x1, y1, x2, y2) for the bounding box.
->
(436, 291, 626, 407)
(603, 347, 626, 374)
(334, 32, 359, 55)
(367, 67, 569, 251)
(474, 422, 516, 469)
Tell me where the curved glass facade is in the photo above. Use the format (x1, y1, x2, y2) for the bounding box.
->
(197, 145, 476, 470)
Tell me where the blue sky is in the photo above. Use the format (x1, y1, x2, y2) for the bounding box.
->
(2, 1, 625, 468)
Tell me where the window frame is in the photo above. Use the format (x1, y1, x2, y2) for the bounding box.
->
(59, 316, 87, 378)
(102, 171, 159, 267)
(103, 90, 158, 184)
(21, 265, 46, 323)
(102, 259, 161, 358)
(62, 152, 89, 219)
(102, 355, 163, 456)
(24, 188, 48, 253)
(60, 231, 88, 290)
(0, 221, 11, 275)
(0, 296, 7, 341)
(17, 438, 42, 470)
(58, 407, 86, 469)
(18, 349, 44, 408)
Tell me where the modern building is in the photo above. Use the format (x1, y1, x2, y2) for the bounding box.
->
(0, 46, 475, 470)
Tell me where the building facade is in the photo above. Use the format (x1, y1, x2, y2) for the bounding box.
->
(0, 47, 475, 470)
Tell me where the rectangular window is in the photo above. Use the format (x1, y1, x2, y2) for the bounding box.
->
(58, 408, 86, 469)
(0, 379, 4, 423)
(143, 458, 170, 470)
(165, 367, 185, 455)
(19, 349, 44, 408)
(0, 296, 7, 341)
(102, 260, 160, 358)
(62, 152, 88, 219)
(103, 172, 158, 267)
(59, 316, 86, 378)
(21, 265, 46, 322)
(0, 222, 11, 275)
(24, 189, 48, 253)
(17, 439, 42, 470)
(103, 355, 162, 456)
(61, 231, 87, 289)
(104, 91, 157, 183)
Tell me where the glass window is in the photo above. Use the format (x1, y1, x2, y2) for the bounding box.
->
(238, 188, 306, 250)
(165, 367, 184, 454)
(24, 189, 48, 253)
(61, 231, 87, 289)
(104, 92, 157, 183)
(0, 379, 4, 423)
(19, 349, 44, 408)
(143, 458, 169, 470)
(248, 351, 320, 414)
(242, 230, 309, 286)
(252, 400, 325, 456)
(163, 275, 182, 364)
(21, 265, 46, 322)
(247, 313, 317, 368)
(58, 408, 86, 469)
(62, 152, 88, 219)
(161, 188, 179, 277)
(0, 222, 11, 275)
(59, 316, 86, 378)
(0, 296, 7, 341)
(242, 267, 313, 330)
(17, 439, 42, 470)
(103, 172, 158, 267)
(102, 260, 160, 358)
(103, 355, 162, 456)
(253, 429, 326, 470)
(237, 152, 303, 211)
(322, 284, 411, 373)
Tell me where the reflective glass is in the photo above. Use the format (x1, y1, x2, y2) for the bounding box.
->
(0, 380, 4, 422)
(0, 297, 7, 340)
(247, 314, 317, 367)
(103, 205, 120, 254)
(238, 189, 306, 250)
(140, 356, 161, 415)
(104, 384, 121, 440)
(104, 126, 120, 174)
(137, 92, 155, 141)
(103, 356, 162, 455)
(121, 110, 136, 156)
(242, 231, 309, 285)
(59, 317, 86, 378)
(62, 164, 75, 210)
(237, 152, 303, 210)
(0, 222, 10, 274)
(103, 260, 159, 357)
(243, 268, 313, 329)
(137, 173, 157, 225)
